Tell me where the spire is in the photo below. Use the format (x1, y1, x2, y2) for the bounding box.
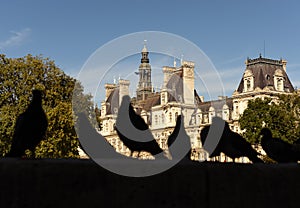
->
(141, 40, 149, 63)
(137, 41, 152, 101)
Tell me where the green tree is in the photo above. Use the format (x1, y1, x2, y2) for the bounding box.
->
(239, 94, 300, 145)
(0, 54, 93, 158)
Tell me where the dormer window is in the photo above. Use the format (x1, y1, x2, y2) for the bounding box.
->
(276, 78, 284, 91)
(243, 69, 254, 92)
(274, 69, 284, 91)
(247, 80, 251, 90)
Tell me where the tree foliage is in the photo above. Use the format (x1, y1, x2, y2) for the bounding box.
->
(239, 94, 300, 145)
(0, 54, 93, 158)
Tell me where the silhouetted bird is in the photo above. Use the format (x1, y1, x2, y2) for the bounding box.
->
(167, 114, 192, 161)
(115, 96, 164, 158)
(201, 117, 263, 163)
(201, 125, 221, 157)
(6, 90, 48, 157)
(167, 115, 182, 148)
(260, 128, 300, 163)
(77, 112, 127, 159)
(128, 100, 148, 131)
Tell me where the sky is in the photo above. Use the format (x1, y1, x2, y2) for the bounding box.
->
(1, 0, 300, 103)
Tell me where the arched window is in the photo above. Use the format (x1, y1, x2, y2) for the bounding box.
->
(246, 80, 251, 90)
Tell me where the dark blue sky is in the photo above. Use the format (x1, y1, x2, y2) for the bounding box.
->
(1, 0, 300, 99)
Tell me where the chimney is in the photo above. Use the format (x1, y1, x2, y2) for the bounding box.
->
(119, 79, 130, 105)
(281, 59, 287, 72)
(182, 61, 195, 105)
(105, 83, 117, 100)
(162, 66, 176, 88)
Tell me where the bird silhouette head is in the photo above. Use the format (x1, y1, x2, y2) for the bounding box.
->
(32, 89, 43, 101)
(260, 128, 272, 138)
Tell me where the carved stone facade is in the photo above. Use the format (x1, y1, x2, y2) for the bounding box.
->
(99, 49, 295, 163)
(231, 55, 294, 133)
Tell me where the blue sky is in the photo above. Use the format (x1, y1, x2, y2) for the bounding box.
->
(1, 0, 300, 102)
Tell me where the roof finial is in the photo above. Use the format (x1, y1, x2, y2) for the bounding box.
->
(142, 39, 148, 52)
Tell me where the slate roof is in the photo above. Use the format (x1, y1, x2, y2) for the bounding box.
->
(237, 57, 294, 93)
(105, 88, 119, 115)
(139, 94, 161, 111)
(166, 70, 184, 102)
(197, 98, 233, 112)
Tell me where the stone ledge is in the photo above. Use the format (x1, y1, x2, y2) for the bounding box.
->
(0, 159, 300, 208)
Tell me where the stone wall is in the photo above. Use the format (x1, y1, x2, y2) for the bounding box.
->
(0, 159, 300, 208)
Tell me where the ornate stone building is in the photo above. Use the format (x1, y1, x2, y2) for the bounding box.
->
(231, 55, 294, 133)
(99, 46, 295, 162)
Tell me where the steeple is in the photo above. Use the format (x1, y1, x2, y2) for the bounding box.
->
(141, 40, 149, 63)
(136, 41, 152, 101)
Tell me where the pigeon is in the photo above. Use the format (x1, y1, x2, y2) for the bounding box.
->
(201, 125, 221, 157)
(201, 117, 263, 163)
(260, 128, 300, 163)
(77, 112, 126, 159)
(6, 90, 48, 158)
(115, 96, 164, 158)
(167, 115, 182, 147)
(167, 114, 192, 162)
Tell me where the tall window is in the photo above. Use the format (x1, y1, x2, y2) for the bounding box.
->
(161, 93, 165, 103)
(154, 115, 158, 125)
(246, 79, 251, 91)
(277, 78, 283, 91)
(169, 112, 172, 122)
(105, 123, 108, 132)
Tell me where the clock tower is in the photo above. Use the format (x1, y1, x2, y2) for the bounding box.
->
(136, 41, 153, 101)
